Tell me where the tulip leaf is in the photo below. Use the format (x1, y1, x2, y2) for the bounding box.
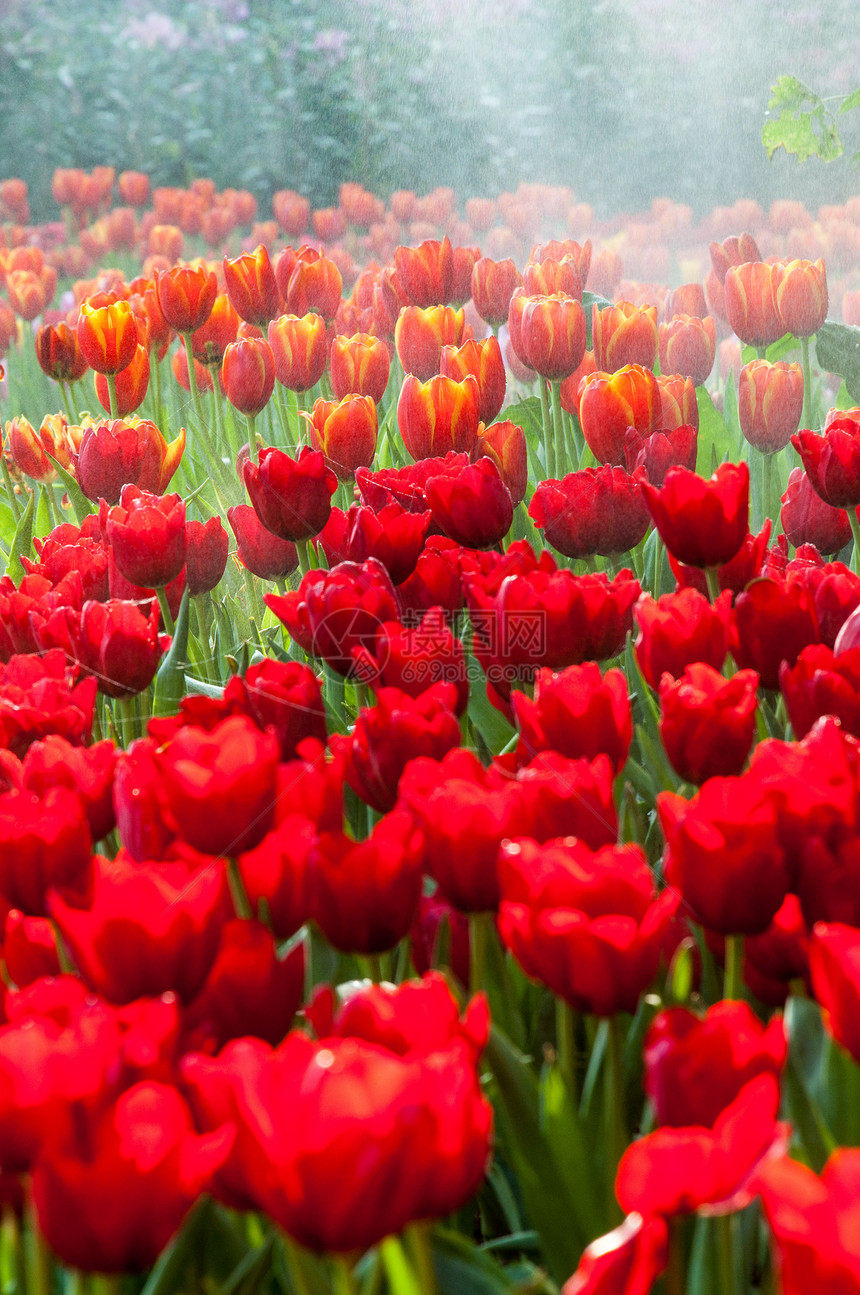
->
(695, 387, 733, 474)
(582, 291, 614, 350)
(431, 1228, 521, 1294)
(139, 1197, 213, 1295)
(35, 484, 52, 539)
(466, 669, 517, 755)
(154, 587, 191, 716)
(485, 1026, 593, 1280)
(814, 321, 860, 403)
(42, 450, 96, 526)
(501, 397, 543, 473)
(0, 500, 15, 556)
(4, 488, 34, 583)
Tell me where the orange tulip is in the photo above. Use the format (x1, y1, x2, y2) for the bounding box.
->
(656, 374, 699, 431)
(592, 300, 658, 373)
(522, 256, 582, 300)
(95, 344, 151, 417)
(223, 244, 281, 327)
(190, 293, 240, 367)
(724, 262, 784, 348)
(267, 313, 327, 392)
(6, 270, 48, 322)
(305, 394, 378, 480)
(394, 236, 454, 307)
(773, 258, 828, 338)
(578, 365, 661, 464)
(156, 264, 218, 333)
(330, 332, 391, 403)
(222, 336, 276, 416)
(440, 335, 506, 424)
(658, 315, 716, 386)
(475, 418, 528, 507)
(397, 373, 480, 461)
(35, 321, 89, 383)
(283, 248, 343, 320)
(74, 417, 185, 502)
(471, 257, 522, 328)
(148, 224, 184, 262)
(5, 413, 73, 482)
(738, 359, 804, 454)
(518, 294, 587, 380)
(77, 300, 138, 375)
(395, 305, 466, 382)
(117, 170, 150, 207)
(272, 190, 310, 238)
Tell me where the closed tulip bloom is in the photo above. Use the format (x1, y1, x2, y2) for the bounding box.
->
(656, 373, 699, 431)
(189, 292, 239, 367)
(273, 189, 310, 237)
(36, 598, 170, 699)
(665, 282, 708, 318)
(658, 315, 716, 385)
(529, 465, 650, 559)
(738, 359, 803, 454)
(184, 517, 229, 596)
(156, 264, 218, 333)
(6, 270, 48, 321)
(395, 304, 465, 382)
(471, 256, 522, 328)
(77, 300, 138, 375)
(810, 922, 860, 1066)
(395, 236, 454, 307)
(105, 485, 186, 588)
(35, 321, 88, 383)
(513, 662, 633, 772)
(517, 293, 587, 380)
(74, 417, 185, 503)
(593, 300, 658, 373)
(659, 662, 759, 784)
(522, 255, 582, 300)
(659, 773, 790, 934)
(221, 336, 275, 416)
(424, 457, 513, 547)
(284, 247, 343, 319)
(475, 419, 528, 507)
(642, 463, 749, 568)
(319, 502, 431, 587)
(774, 257, 828, 337)
(634, 587, 732, 689)
(498, 836, 678, 1016)
(227, 505, 298, 581)
(709, 232, 762, 285)
(578, 365, 661, 465)
(94, 343, 150, 417)
(760, 1147, 860, 1292)
(223, 244, 280, 326)
(781, 467, 852, 555)
(731, 576, 821, 690)
(243, 445, 337, 542)
(440, 335, 506, 424)
(5, 413, 73, 484)
(724, 261, 785, 347)
(792, 417, 860, 508)
(624, 424, 698, 486)
(267, 312, 327, 392)
(330, 331, 390, 402)
(305, 393, 378, 480)
(397, 372, 480, 461)
(779, 644, 860, 739)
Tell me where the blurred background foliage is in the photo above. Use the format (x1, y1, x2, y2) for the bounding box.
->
(2, 0, 860, 221)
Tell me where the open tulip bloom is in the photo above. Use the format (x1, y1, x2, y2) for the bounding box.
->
(2, 170, 860, 1295)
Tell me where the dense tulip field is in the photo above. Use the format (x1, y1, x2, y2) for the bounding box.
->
(4, 167, 860, 1293)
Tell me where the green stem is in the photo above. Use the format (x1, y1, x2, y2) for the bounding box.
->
(761, 448, 775, 537)
(156, 585, 175, 636)
(715, 1214, 736, 1295)
(378, 1236, 423, 1295)
(404, 1223, 437, 1295)
(246, 412, 258, 461)
(800, 333, 813, 429)
(182, 333, 205, 426)
(604, 1014, 626, 1223)
(58, 379, 77, 426)
(116, 695, 138, 749)
(0, 456, 21, 520)
(24, 1187, 51, 1295)
(210, 368, 226, 456)
(331, 1256, 361, 1295)
(280, 1237, 315, 1295)
(723, 933, 745, 1001)
(106, 371, 119, 420)
(228, 857, 253, 919)
(550, 380, 569, 476)
(0, 1203, 24, 1295)
(556, 997, 578, 1100)
(469, 912, 490, 997)
(191, 593, 218, 685)
(538, 379, 555, 481)
(665, 1218, 685, 1295)
(849, 508, 860, 576)
(150, 347, 162, 421)
(295, 538, 311, 576)
(705, 565, 722, 602)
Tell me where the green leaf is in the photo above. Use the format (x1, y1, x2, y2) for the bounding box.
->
(762, 105, 843, 164)
(839, 86, 860, 114)
(815, 321, 860, 403)
(765, 332, 801, 363)
(695, 386, 734, 473)
(432, 1228, 519, 1295)
(154, 588, 191, 716)
(485, 1026, 592, 1281)
(43, 451, 96, 526)
(139, 1198, 212, 1295)
(502, 397, 543, 463)
(766, 74, 819, 115)
(0, 500, 15, 556)
(4, 489, 35, 583)
(582, 290, 614, 350)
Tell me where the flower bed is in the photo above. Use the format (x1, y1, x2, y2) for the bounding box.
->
(0, 170, 859, 1292)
